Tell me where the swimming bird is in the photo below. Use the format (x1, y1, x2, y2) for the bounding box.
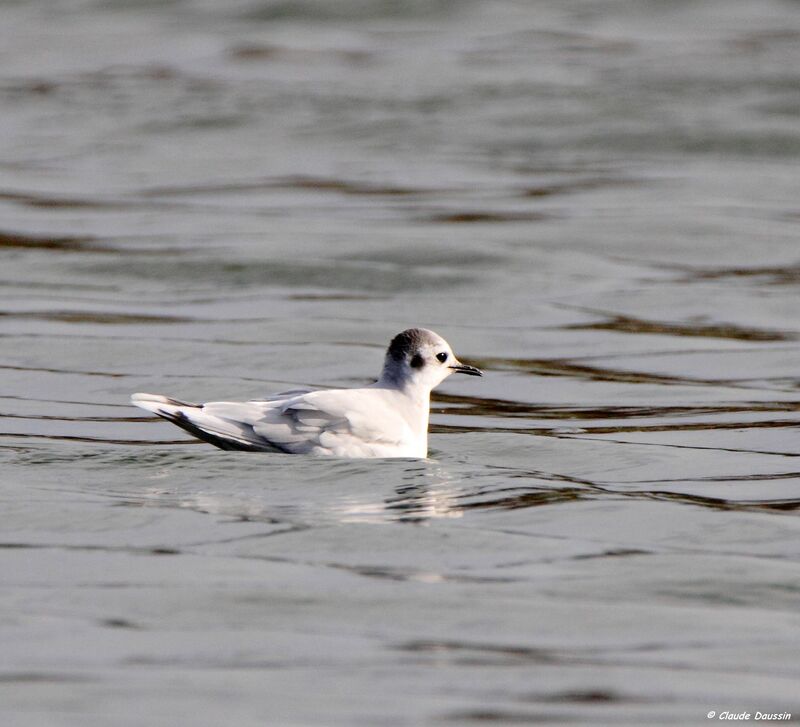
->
(131, 328, 482, 458)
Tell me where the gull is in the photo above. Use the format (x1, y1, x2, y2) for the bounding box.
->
(131, 328, 482, 458)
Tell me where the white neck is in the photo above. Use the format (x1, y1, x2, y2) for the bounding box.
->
(374, 368, 432, 443)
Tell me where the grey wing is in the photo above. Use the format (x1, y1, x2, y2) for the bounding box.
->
(132, 393, 291, 452)
(256, 387, 314, 401)
(250, 400, 349, 455)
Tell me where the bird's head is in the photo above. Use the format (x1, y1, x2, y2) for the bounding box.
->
(380, 328, 482, 393)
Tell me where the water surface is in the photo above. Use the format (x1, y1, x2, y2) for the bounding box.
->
(2, 1, 800, 725)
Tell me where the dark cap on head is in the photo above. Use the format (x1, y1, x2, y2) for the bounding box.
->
(386, 328, 439, 362)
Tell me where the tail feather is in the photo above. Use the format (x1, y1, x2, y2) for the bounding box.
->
(131, 392, 279, 452)
(131, 393, 202, 410)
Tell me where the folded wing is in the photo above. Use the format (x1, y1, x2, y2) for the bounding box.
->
(253, 389, 412, 456)
(131, 393, 282, 451)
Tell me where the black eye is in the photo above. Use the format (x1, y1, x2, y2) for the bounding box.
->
(436, 352, 448, 363)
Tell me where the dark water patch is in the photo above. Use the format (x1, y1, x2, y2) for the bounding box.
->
(399, 639, 551, 660)
(0, 432, 195, 446)
(0, 364, 129, 378)
(434, 392, 800, 420)
(0, 190, 251, 216)
(426, 211, 552, 224)
(571, 549, 650, 561)
(578, 343, 800, 362)
(0, 64, 182, 96)
(0, 542, 183, 556)
(140, 175, 431, 198)
(577, 129, 800, 157)
(0, 413, 144, 422)
(469, 356, 730, 387)
(473, 356, 800, 392)
(441, 710, 572, 724)
(123, 655, 298, 670)
(0, 230, 107, 253)
(237, 548, 518, 582)
(634, 490, 800, 513)
(82, 258, 469, 292)
(565, 314, 794, 342)
(397, 640, 567, 667)
(331, 563, 436, 583)
(140, 114, 249, 134)
(0, 191, 132, 211)
(455, 487, 589, 511)
(339, 248, 505, 268)
(229, 43, 374, 66)
(674, 262, 800, 286)
(760, 99, 800, 121)
(0, 672, 92, 684)
(100, 618, 140, 629)
(621, 74, 800, 99)
(0, 310, 192, 324)
(644, 471, 800, 484)
(287, 293, 388, 301)
(108, 499, 294, 526)
(132, 63, 180, 81)
(241, 0, 461, 22)
(387, 474, 602, 519)
(727, 29, 800, 53)
(563, 434, 800, 458)
(8, 366, 303, 394)
(399, 469, 800, 514)
(740, 500, 800, 512)
(493, 27, 638, 54)
(180, 526, 309, 547)
(480, 483, 800, 515)
(556, 418, 800, 436)
(0, 279, 118, 292)
(535, 689, 652, 705)
(434, 417, 800, 440)
(0, 332, 303, 347)
(0, 395, 130, 408)
(332, 563, 516, 585)
(1, 78, 59, 96)
(521, 177, 637, 198)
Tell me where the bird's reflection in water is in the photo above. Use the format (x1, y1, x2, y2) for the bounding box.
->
(331, 461, 466, 524)
(121, 457, 469, 526)
(384, 482, 465, 522)
(384, 462, 465, 523)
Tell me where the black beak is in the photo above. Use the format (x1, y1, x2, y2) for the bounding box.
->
(449, 363, 483, 377)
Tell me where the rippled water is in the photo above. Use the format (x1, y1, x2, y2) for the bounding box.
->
(2, 1, 800, 725)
